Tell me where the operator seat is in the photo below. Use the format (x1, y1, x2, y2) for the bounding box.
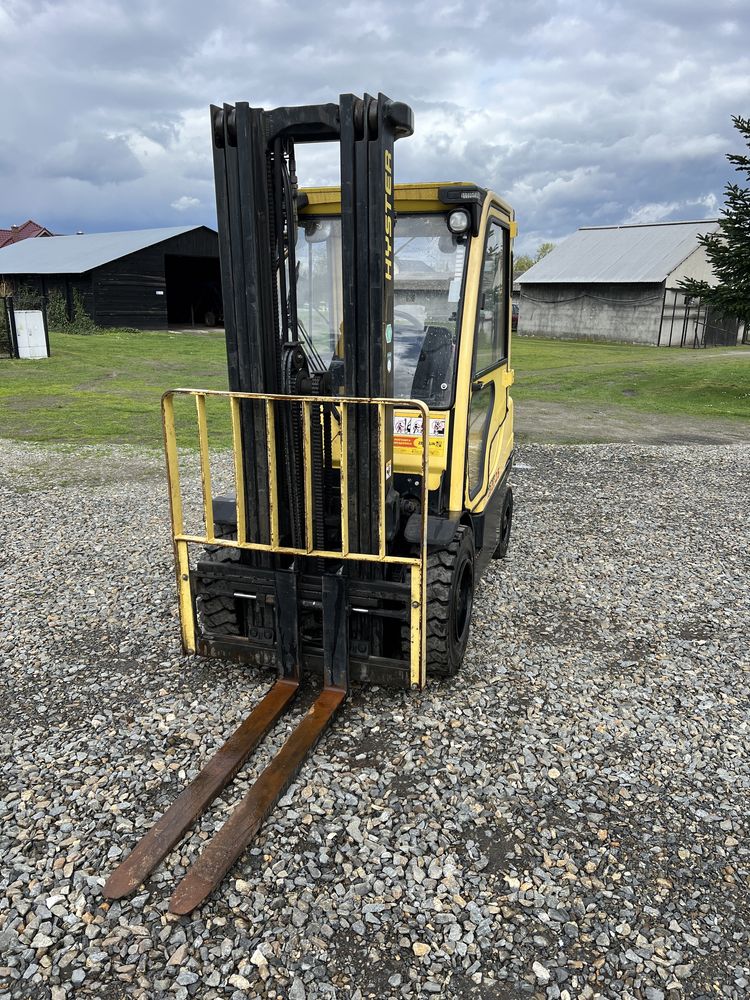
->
(410, 324, 454, 401)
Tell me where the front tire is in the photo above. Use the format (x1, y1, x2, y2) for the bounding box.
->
(196, 521, 240, 635)
(424, 525, 476, 678)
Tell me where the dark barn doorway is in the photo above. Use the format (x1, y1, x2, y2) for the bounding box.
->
(165, 255, 223, 327)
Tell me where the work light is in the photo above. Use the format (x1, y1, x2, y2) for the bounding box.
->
(447, 209, 470, 234)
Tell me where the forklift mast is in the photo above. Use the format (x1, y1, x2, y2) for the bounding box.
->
(212, 94, 413, 556)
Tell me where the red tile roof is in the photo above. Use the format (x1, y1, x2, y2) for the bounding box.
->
(0, 220, 55, 249)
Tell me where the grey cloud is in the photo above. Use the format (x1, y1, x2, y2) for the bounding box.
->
(0, 0, 748, 251)
(41, 135, 145, 185)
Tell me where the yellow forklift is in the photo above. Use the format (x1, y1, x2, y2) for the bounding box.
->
(105, 93, 516, 913)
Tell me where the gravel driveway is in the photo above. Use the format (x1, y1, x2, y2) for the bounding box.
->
(1, 439, 749, 1000)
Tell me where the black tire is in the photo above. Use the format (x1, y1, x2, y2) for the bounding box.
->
(492, 486, 513, 560)
(204, 309, 217, 327)
(196, 521, 240, 635)
(423, 525, 476, 678)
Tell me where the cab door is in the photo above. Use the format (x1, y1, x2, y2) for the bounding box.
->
(465, 213, 513, 510)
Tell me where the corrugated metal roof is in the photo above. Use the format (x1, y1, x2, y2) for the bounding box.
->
(0, 225, 213, 274)
(517, 220, 720, 285)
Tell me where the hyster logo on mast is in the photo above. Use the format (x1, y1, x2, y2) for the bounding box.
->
(384, 148, 393, 281)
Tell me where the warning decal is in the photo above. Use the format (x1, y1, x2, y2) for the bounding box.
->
(393, 415, 447, 456)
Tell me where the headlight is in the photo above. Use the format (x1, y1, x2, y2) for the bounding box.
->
(447, 209, 470, 235)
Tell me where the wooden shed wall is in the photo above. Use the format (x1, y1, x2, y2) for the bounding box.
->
(92, 228, 219, 329)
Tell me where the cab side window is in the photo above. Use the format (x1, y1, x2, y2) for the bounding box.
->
(473, 221, 508, 375)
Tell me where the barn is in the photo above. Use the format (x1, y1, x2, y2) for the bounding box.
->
(0, 225, 221, 329)
(517, 220, 739, 348)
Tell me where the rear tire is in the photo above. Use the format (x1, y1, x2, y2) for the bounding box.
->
(423, 525, 476, 678)
(492, 486, 513, 560)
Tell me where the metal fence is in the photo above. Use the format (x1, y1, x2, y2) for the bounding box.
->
(657, 288, 740, 348)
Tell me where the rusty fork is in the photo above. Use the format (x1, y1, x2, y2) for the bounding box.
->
(103, 678, 298, 901)
(169, 684, 346, 914)
(104, 577, 350, 913)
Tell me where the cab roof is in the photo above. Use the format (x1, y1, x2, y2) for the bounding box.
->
(300, 182, 513, 219)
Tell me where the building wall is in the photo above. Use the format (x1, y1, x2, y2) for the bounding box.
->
(48, 275, 95, 319)
(92, 227, 218, 328)
(93, 257, 166, 328)
(658, 288, 740, 348)
(666, 243, 716, 286)
(517, 281, 665, 345)
(658, 246, 722, 347)
(2, 229, 220, 330)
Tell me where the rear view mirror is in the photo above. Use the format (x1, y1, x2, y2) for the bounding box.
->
(304, 221, 332, 243)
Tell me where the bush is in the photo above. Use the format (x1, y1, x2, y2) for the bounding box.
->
(67, 288, 99, 335)
(10, 283, 44, 310)
(46, 288, 69, 331)
(45, 287, 100, 334)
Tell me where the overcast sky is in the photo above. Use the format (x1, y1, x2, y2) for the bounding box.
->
(1, 0, 748, 253)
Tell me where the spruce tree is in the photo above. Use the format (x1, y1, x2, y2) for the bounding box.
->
(681, 115, 750, 326)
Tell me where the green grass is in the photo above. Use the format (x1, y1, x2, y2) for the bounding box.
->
(511, 337, 750, 420)
(0, 329, 748, 449)
(0, 329, 229, 447)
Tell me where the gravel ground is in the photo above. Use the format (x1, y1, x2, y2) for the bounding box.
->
(1, 438, 749, 1000)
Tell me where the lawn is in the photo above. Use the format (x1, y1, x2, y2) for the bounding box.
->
(0, 329, 230, 447)
(512, 337, 750, 419)
(0, 329, 748, 448)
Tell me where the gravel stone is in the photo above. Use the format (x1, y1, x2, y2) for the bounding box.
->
(2, 439, 749, 998)
(289, 978, 306, 1000)
(533, 961, 551, 983)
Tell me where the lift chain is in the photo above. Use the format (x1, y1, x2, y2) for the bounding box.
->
(281, 342, 309, 549)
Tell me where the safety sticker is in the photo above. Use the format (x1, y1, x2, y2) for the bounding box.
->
(392, 416, 446, 437)
(393, 415, 447, 456)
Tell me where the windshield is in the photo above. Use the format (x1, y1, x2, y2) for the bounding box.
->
(295, 213, 467, 407)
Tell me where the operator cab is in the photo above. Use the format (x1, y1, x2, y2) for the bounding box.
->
(297, 182, 516, 544)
